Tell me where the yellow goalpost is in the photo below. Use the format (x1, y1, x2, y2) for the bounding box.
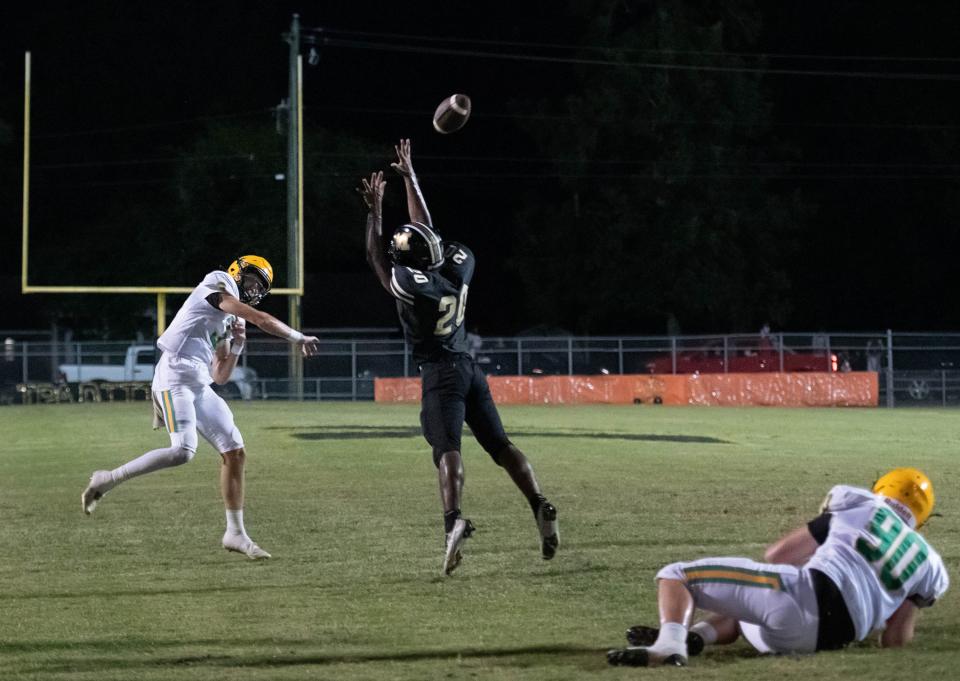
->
(19, 52, 306, 338)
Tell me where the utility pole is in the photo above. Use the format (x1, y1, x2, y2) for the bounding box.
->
(285, 14, 303, 399)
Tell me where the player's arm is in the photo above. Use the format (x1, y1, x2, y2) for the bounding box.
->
(390, 138, 432, 228)
(881, 600, 918, 647)
(210, 318, 245, 385)
(763, 513, 829, 566)
(214, 294, 319, 356)
(358, 171, 393, 293)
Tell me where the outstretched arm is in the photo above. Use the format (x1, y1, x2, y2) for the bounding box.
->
(358, 171, 392, 294)
(217, 295, 320, 356)
(763, 525, 820, 566)
(391, 138, 432, 228)
(881, 600, 918, 647)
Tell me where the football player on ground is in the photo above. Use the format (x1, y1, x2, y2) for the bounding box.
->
(358, 139, 559, 576)
(81, 256, 319, 559)
(607, 468, 949, 667)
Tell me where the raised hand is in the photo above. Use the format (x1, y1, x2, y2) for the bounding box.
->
(391, 138, 415, 177)
(357, 171, 386, 212)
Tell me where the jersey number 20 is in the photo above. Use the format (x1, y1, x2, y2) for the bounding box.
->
(855, 506, 929, 591)
(435, 285, 469, 336)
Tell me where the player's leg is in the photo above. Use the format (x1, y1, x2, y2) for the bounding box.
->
(609, 557, 816, 668)
(194, 386, 269, 559)
(420, 361, 472, 574)
(82, 386, 198, 514)
(464, 362, 558, 559)
(627, 613, 738, 653)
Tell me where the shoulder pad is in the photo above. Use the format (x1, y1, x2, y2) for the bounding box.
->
(821, 485, 875, 514)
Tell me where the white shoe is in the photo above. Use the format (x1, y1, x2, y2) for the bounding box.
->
(442, 518, 475, 576)
(222, 533, 272, 560)
(536, 501, 559, 560)
(81, 470, 115, 515)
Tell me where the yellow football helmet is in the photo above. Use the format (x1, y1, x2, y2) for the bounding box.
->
(227, 255, 273, 306)
(873, 467, 935, 528)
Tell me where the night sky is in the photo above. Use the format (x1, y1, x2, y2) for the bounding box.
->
(4, 1, 960, 336)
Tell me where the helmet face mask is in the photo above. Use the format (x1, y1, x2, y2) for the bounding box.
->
(227, 255, 273, 306)
(873, 467, 935, 529)
(388, 222, 444, 271)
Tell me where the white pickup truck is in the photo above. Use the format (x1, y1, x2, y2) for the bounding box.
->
(58, 344, 258, 400)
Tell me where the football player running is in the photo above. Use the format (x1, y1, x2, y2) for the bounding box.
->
(81, 256, 319, 559)
(358, 139, 559, 576)
(607, 468, 949, 667)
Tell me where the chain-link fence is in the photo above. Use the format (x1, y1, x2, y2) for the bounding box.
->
(5, 330, 960, 406)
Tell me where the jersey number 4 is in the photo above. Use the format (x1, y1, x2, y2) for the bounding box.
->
(435, 285, 469, 336)
(855, 506, 929, 591)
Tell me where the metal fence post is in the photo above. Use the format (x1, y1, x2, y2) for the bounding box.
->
(671, 336, 677, 374)
(886, 329, 895, 408)
(567, 337, 573, 375)
(779, 334, 785, 372)
(351, 341, 357, 401)
(518, 339, 523, 375)
(723, 336, 729, 373)
(942, 369, 947, 407)
(618, 338, 624, 375)
(403, 341, 409, 377)
(23, 341, 29, 382)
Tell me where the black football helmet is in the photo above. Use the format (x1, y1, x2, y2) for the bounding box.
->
(388, 222, 445, 270)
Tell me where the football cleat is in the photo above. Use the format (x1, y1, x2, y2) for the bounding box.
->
(535, 501, 559, 560)
(81, 470, 115, 515)
(606, 647, 686, 668)
(222, 533, 272, 560)
(442, 518, 475, 576)
(625, 625, 705, 656)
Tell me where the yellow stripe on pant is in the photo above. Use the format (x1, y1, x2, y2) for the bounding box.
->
(683, 565, 784, 591)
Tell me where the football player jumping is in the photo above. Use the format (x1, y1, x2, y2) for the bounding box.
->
(81, 256, 319, 559)
(359, 139, 559, 575)
(607, 468, 949, 667)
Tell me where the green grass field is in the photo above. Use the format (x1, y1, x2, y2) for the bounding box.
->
(0, 402, 956, 680)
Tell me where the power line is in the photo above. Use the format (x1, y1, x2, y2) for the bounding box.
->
(32, 109, 274, 140)
(316, 27, 960, 65)
(319, 37, 960, 82)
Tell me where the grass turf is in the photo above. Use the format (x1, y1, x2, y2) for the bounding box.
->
(0, 402, 956, 680)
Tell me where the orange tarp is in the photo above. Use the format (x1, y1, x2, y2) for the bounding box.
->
(375, 372, 878, 407)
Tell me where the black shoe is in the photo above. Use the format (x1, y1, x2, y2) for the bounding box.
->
(625, 625, 704, 656)
(535, 501, 559, 560)
(607, 647, 686, 667)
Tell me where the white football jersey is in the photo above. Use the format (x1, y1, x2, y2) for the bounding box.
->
(806, 484, 949, 641)
(157, 271, 239, 371)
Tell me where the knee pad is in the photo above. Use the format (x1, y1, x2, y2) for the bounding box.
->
(167, 445, 196, 466)
(656, 562, 686, 582)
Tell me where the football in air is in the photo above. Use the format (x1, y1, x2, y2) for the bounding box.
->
(432, 94, 472, 134)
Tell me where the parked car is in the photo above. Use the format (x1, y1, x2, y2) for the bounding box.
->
(58, 344, 258, 399)
(645, 340, 837, 374)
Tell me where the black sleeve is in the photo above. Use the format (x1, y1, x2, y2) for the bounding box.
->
(807, 513, 832, 544)
(206, 292, 223, 310)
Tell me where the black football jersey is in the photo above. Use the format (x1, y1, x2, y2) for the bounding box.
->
(390, 241, 475, 363)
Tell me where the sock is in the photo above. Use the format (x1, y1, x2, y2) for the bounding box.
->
(111, 445, 193, 484)
(226, 509, 246, 537)
(690, 621, 718, 646)
(652, 622, 688, 653)
(529, 494, 547, 515)
(444, 509, 461, 534)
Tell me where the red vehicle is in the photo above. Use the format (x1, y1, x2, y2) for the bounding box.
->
(645, 339, 838, 374)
